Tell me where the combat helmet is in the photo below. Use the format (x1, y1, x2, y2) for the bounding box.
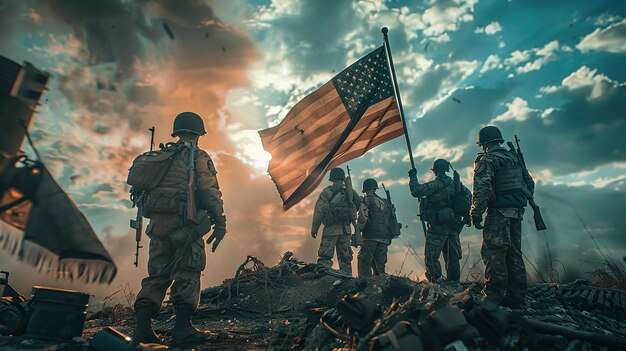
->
(431, 159, 450, 173)
(172, 112, 206, 137)
(362, 178, 379, 192)
(329, 167, 345, 181)
(476, 126, 503, 145)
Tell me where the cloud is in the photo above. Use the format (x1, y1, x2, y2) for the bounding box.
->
(480, 54, 501, 73)
(592, 13, 623, 26)
(577, 18, 626, 54)
(504, 49, 531, 66)
(540, 65, 620, 100)
(492, 97, 539, 122)
(409, 139, 465, 163)
(475, 21, 502, 35)
(496, 66, 626, 175)
(421, 0, 477, 38)
(513, 41, 571, 74)
(24, 8, 42, 25)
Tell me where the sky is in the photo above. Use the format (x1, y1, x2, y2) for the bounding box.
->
(1, 0, 625, 299)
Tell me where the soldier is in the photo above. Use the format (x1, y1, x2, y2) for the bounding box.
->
(131, 112, 227, 345)
(408, 159, 471, 284)
(357, 178, 392, 277)
(311, 167, 360, 275)
(471, 125, 534, 308)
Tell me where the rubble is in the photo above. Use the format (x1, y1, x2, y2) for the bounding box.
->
(0, 254, 625, 350)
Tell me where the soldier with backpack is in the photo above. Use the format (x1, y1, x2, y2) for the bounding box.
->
(471, 126, 537, 308)
(311, 167, 360, 275)
(126, 112, 227, 346)
(408, 159, 471, 284)
(356, 178, 400, 277)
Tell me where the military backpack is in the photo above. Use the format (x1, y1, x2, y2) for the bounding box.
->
(126, 143, 184, 191)
(322, 188, 354, 225)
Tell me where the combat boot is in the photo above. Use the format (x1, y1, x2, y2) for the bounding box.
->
(133, 305, 160, 344)
(171, 305, 211, 346)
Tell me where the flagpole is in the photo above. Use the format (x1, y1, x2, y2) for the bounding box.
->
(382, 27, 415, 170)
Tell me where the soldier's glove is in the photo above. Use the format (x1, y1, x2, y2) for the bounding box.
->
(472, 215, 484, 230)
(408, 168, 417, 180)
(206, 226, 226, 252)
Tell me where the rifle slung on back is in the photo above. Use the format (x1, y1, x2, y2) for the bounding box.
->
(507, 136, 547, 231)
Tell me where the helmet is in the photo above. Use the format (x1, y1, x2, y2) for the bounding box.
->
(476, 126, 503, 145)
(362, 178, 379, 192)
(431, 159, 450, 172)
(172, 112, 206, 137)
(328, 167, 345, 181)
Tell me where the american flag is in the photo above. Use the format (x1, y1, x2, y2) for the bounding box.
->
(259, 46, 404, 210)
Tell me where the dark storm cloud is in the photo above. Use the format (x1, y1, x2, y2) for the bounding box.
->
(41, 0, 163, 74)
(138, 0, 217, 27)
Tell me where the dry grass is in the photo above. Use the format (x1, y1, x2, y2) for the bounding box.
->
(589, 260, 626, 290)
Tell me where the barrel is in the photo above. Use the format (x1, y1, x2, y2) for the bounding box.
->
(23, 286, 91, 341)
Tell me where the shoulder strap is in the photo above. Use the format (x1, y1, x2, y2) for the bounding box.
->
(328, 187, 344, 203)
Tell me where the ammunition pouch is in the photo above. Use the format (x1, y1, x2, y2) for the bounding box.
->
(144, 188, 184, 214)
(424, 205, 457, 225)
(182, 240, 206, 272)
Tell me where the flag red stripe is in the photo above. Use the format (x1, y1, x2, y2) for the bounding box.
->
(273, 101, 399, 194)
(285, 125, 405, 204)
(261, 83, 336, 148)
(265, 99, 348, 159)
(279, 117, 402, 197)
(276, 100, 401, 198)
(270, 96, 397, 178)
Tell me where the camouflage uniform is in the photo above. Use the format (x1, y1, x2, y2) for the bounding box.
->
(409, 173, 470, 282)
(134, 143, 226, 315)
(357, 193, 391, 277)
(311, 182, 360, 275)
(471, 145, 534, 303)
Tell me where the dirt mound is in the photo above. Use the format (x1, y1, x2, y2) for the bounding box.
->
(1, 254, 625, 350)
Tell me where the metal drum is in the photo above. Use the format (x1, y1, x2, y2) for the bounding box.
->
(23, 286, 90, 341)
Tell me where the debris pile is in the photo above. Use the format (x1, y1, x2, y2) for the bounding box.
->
(0, 253, 625, 350)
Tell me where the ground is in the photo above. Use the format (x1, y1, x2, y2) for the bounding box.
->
(1, 255, 625, 350)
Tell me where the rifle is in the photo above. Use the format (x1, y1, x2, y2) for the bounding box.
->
(159, 210, 214, 275)
(186, 137, 198, 224)
(345, 166, 361, 247)
(130, 126, 155, 267)
(508, 136, 547, 231)
(449, 162, 470, 226)
(382, 184, 401, 238)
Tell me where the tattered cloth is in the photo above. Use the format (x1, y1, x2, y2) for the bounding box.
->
(0, 163, 117, 284)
